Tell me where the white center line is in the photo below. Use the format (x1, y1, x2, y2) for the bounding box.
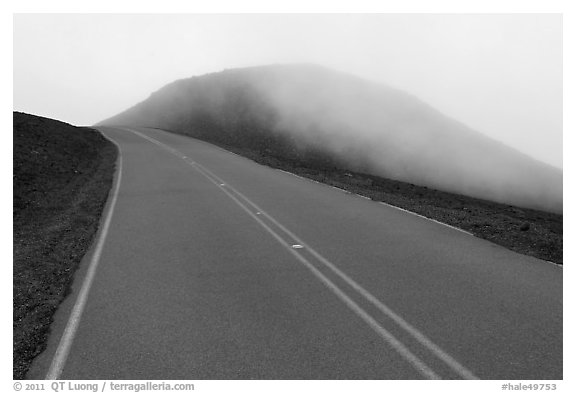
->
(126, 128, 479, 380)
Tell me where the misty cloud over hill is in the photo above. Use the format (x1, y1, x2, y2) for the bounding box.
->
(99, 64, 562, 212)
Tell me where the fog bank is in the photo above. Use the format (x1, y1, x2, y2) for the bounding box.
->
(100, 64, 562, 212)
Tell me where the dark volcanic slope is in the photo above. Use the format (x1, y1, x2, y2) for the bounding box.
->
(13, 112, 117, 379)
(99, 64, 562, 212)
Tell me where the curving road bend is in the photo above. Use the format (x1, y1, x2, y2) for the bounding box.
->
(28, 126, 562, 380)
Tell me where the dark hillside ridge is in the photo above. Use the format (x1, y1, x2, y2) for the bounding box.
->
(13, 112, 117, 379)
(99, 64, 562, 212)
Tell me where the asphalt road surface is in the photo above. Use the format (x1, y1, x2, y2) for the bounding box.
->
(28, 126, 562, 380)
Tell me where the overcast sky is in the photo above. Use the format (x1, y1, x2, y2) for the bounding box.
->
(13, 13, 562, 168)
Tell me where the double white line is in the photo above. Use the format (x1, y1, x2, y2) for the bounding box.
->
(127, 128, 479, 380)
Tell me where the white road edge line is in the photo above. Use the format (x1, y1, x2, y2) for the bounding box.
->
(275, 160, 471, 236)
(378, 202, 473, 236)
(126, 128, 479, 380)
(45, 135, 123, 380)
(200, 130, 469, 239)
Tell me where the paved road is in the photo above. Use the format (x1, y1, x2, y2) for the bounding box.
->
(28, 127, 562, 380)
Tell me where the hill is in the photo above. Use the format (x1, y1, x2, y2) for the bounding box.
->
(13, 112, 117, 379)
(99, 64, 562, 213)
